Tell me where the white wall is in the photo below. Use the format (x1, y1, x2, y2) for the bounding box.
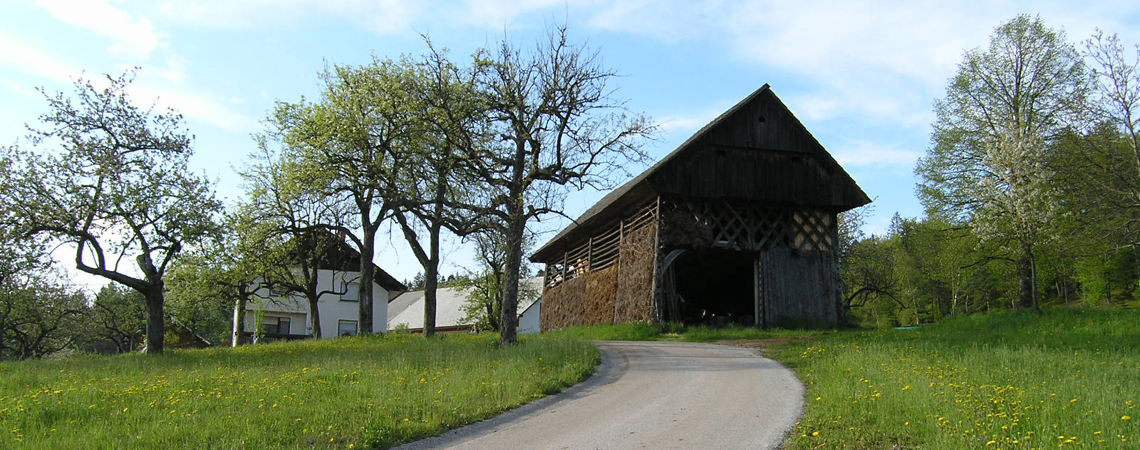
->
(247, 269, 390, 338)
(518, 299, 541, 334)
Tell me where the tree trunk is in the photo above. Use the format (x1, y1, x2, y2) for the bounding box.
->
(310, 297, 322, 338)
(144, 287, 164, 354)
(424, 196, 444, 337)
(359, 230, 375, 335)
(1016, 241, 1035, 310)
(232, 294, 246, 347)
(424, 261, 438, 338)
(499, 212, 526, 346)
(1029, 245, 1040, 312)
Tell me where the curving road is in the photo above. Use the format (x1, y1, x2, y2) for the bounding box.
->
(395, 341, 805, 450)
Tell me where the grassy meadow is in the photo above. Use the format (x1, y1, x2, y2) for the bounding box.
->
(2, 308, 1135, 449)
(778, 308, 1140, 449)
(0, 332, 597, 449)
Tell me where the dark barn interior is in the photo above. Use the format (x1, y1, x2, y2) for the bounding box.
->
(531, 84, 870, 331)
(671, 250, 754, 326)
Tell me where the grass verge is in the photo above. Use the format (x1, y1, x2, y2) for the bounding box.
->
(0, 332, 597, 449)
(774, 308, 1140, 449)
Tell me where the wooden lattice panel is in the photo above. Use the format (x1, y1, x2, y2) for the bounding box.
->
(660, 198, 789, 251)
(791, 209, 835, 252)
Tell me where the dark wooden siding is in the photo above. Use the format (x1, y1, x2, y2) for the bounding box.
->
(699, 89, 820, 153)
(649, 146, 862, 207)
(759, 246, 841, 327)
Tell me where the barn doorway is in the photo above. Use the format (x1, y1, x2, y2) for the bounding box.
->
(671, 249, 755, 327)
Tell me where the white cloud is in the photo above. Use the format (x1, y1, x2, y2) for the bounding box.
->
(156, 0, 426, 34)
(655, 102, 732, 135)
(34, 0, 166, 59)
(832, 140, 922, 169)
(454, 0, 572, 29)
(575, 0, 1140, 128)
(0, 31, 81, 84)
(129, 82, 259, 133)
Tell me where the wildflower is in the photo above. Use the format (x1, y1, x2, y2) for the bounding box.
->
(1123, 415, 1132, 421)
(811, 431, 819, 437)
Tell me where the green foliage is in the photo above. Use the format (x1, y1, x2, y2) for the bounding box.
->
(0, 332, 598, 449)
(458, 229, 538, 332)
(0, 275, 88, 360)
(261, 56, 427, 336)
(87, 284, 146, 353)
(917, 15, 1089, 310)
(1074, 250, 1139, 307)
(779, 308, 1140, 449)
(0, 70, 221, 354)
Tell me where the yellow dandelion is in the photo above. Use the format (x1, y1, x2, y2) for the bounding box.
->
(1124, 416, 1133, 421)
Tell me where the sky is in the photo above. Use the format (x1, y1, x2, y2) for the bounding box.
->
(2, 0, 1139, 291)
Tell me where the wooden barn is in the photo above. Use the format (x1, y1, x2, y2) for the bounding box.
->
(530, 85, 870, 330)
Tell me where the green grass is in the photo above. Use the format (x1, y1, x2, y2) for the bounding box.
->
(541, 322, 665, 341)
(545, 309, 1140, 448)
(541, 321, 824, 343)
(0, 332, 597, 449)
(775, 308, 1140, 449)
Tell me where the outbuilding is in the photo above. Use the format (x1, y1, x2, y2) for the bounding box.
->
(530, 85, 870, 330)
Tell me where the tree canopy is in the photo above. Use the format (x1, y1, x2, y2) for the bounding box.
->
(0, 71, 221, 354)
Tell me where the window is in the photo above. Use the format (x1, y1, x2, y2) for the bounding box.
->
(338, 320, 358, 336)
(262, 317, 291, 335)
(341, 282, 359, 302)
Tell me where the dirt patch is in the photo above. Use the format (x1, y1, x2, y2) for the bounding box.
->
(714, 336, 813, 352)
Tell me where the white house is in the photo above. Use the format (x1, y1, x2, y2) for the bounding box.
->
(517, 298, 541, 334)
(388, 277, 543, 333)
(243, 236, 406, 341)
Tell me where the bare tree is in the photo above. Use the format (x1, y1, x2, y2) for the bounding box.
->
(466, 26, 656, 345)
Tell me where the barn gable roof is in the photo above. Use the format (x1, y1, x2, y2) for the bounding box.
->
(530, 84, 870, 262)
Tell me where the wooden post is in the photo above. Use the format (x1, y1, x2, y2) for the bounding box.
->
(587, 236, 593, 271)
(754, 254, 764, 329)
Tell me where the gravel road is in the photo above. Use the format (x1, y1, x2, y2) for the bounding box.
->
(395, 340, 805, 450)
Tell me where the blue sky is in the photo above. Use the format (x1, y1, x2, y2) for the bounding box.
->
(3, 0, 1139, 289)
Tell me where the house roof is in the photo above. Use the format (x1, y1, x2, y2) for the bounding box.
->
(388, 277, 543, 330)
(519, 297, 541, 317)
(530, 84, 870, 262)
(296, 230, 408, 294)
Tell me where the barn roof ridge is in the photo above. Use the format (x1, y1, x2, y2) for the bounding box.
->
(530, 84, 868, 262)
